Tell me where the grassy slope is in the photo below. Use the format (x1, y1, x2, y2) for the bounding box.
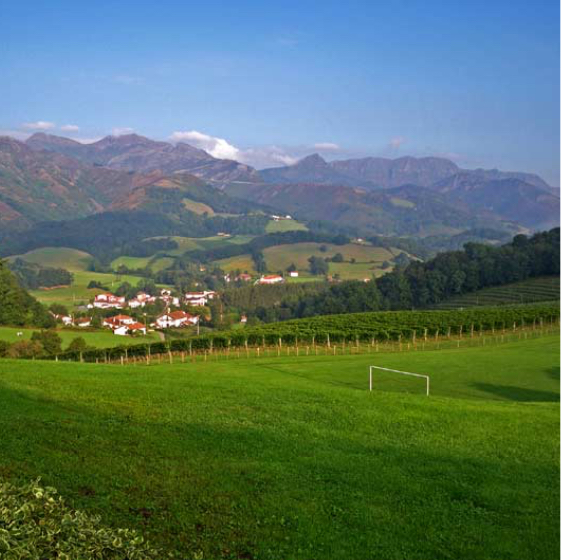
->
(263, 242, 395, 278)
(435, 276, 560, 309)
(8, 247, 94, 271)
(0, 325, 159, 348)
(0, 335, 558, 559)
(8, 246, 166, 308)
(265, 219, 308, 233)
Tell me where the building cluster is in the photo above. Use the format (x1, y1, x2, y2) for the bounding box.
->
(88, 289, 215, 310)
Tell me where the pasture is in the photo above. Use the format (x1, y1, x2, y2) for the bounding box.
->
(9, 246, 168, 308)
(0, 326, 160, 349)
(265, 218, 308, 233)
(263, 242, 396, 279)
(0, 334, 558, 559)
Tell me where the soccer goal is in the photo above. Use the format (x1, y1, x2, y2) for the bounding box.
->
(369, 366, 430, 396)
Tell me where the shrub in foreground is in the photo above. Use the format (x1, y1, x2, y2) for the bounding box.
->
(0, 478, 173, 559)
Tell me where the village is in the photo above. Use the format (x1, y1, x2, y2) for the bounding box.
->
(50, 272, 295, 336)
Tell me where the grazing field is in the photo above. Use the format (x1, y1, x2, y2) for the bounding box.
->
(214, 254, 257, 274)
(9, 245, 170, 308)
(9, 247, 94, 271)
(0, 335, 558, 559)
(263, 242, 396, 277)
(435, 276, 560, 309)
(0, 326, 160, 348)
(265, 218, 308, 233)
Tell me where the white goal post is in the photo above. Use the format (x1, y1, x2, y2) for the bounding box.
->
(369, 366, 430, 396)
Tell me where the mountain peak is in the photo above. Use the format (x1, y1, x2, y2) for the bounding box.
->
(26, 132, 82, 148)
(296, 153, 327, 167)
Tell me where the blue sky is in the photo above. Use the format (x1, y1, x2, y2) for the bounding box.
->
(1, 0, 559, 184)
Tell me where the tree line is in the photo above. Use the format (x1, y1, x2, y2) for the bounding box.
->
(227, 229, 560, 322)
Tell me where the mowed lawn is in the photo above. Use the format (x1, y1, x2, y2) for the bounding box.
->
(0, 335, 558, 559)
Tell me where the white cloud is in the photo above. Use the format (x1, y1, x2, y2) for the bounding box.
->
(60, 124, 80, 132)
(22, 121, 55, 130)
(168, 130, 344, 168)
(313, 142, 340, 151)
(112, 127, 135, 136)
(170, 130, 241, 160)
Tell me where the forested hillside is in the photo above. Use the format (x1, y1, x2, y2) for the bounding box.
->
(236, 229, 560, 322)
(0, 260, 53, 327)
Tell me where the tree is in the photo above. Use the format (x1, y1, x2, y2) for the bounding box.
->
(31, 330, 63, 356)
(331, 253, 344, 263)
(49, 303, 69, 316)
(67, 337, 88, 352)
(286, 263, 297, 273)
(308, 256, 329, 276)
(7, 340, 43, 359)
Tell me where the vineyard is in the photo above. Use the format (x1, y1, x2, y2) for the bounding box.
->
(434, 276, 560, 309)
(54, 302, 560, 363)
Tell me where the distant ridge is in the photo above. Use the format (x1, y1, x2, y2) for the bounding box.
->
(26, 132, 261, 185)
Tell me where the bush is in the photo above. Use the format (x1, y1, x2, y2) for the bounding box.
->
(0, 478, 171, 559)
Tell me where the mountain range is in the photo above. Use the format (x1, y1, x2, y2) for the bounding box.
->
(0, 132, 557, 248)
(26, 132, 260, 184)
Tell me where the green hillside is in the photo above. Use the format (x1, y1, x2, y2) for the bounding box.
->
(10, 246, 162, 309)
(0, 335, 557, 559)
(8, 247, 94, 271)
(435, 276, 560, 309)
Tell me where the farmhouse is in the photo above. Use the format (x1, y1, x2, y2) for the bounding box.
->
(103, 314, 136, 330)
(75, 317, 92, 327)
(128, 292, 156, 308)
(257, 274, 284, 285)
(156, 311, 199, 328)
(236, 273, 253, 282)
(51, 313, 73, 325)
(289, 271, 299, 278)
(89, 293, 126, 309)
(184, 290, 216, 307)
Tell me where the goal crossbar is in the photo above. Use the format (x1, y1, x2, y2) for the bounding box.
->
(369, 366, 430, 396)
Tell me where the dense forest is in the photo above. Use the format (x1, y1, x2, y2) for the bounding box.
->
(233, 229, 560, 322)
(0, 210, 270, 263)
(8, 258, 73, 290)
(0, 260, 54, 327)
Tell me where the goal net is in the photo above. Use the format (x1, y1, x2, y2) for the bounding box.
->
(369, 366, 430, 396)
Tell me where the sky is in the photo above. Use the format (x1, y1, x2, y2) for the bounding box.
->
(1, 0, 559, 184)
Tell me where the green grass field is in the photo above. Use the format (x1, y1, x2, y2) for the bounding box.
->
(0, 335, 557, 559)
(435, 276, 560, 309)
(0, 326, 160, 349)
(9, 247, 94, 271)
(265, 218, 308, 233)
(214, 254, 257, 274)
(263, 242, 396, 279)
(9, 246, 169, 308)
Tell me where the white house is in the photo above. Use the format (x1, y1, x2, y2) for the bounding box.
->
(128, 292, 157, 308)
(256, 275, 284, 285)
(289, 271, 299, 278)
(75, 317, 92, 328)
(103, 314, 136, 330)
(89, 293, 126, 310)
(184, 291, 216, 307)
(156, 311, 199, 328)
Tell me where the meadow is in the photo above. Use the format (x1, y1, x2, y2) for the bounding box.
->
(10, 246, 168, 309)
(0, 334, 558, 559)
(0, 325, 160, 348)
